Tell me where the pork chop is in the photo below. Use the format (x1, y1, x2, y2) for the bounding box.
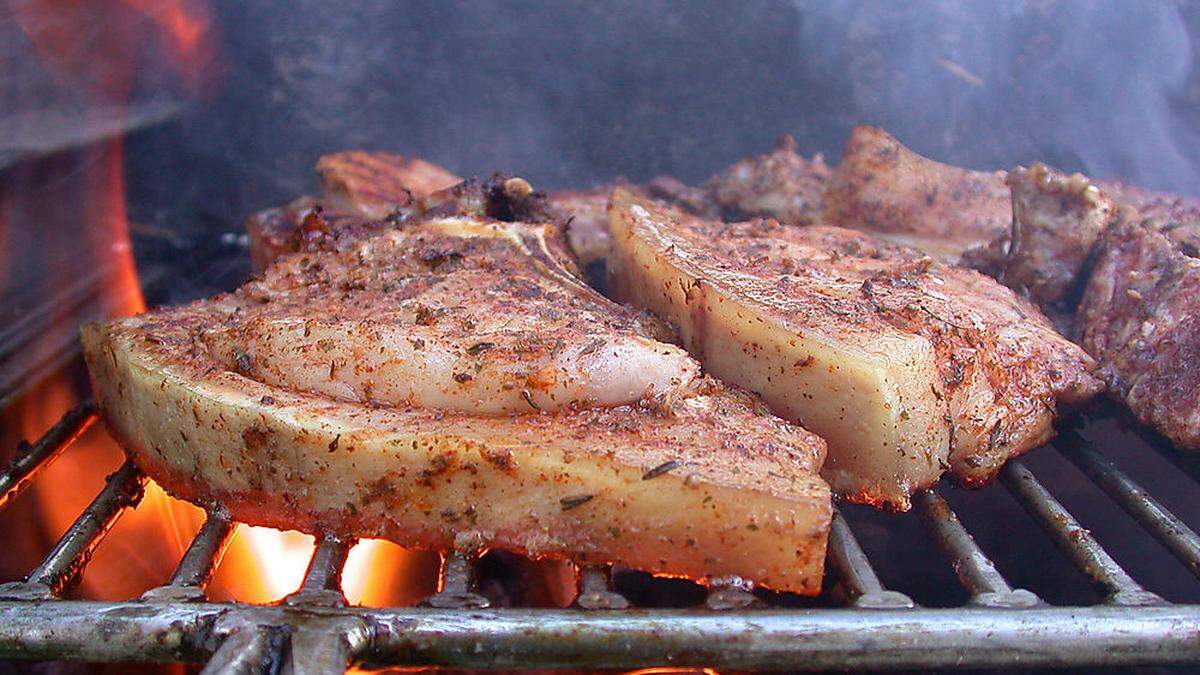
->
(963, 164, 1114, 314)
(83, 214, 831, 594)
(316, 150, 462, 219)
(822, 127, 1011, 261)
(1078, 208, 1200, 450)
(705, 135, 830, 227)
(245, 151, 464, 270)
(608, 188, 1103, 509)
(546, 187, 613, 270)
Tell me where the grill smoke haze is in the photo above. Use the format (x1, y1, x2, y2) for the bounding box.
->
(799, 0, 1200, 195)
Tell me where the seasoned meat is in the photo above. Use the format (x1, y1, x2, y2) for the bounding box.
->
(959, 160, 1200, 451)
(552, 179, 724, 272)
(645, 175, 721, 219)
(317, 150, 462, 219)
(214, 220, 694, 414)
(1100, 180, 1200, 227)
(823, 127, 1010, 261)
(608, 188, 1102, 510)
(552, 135, 828, 271)
(246, 151, 464, 271)
(547, 187, 613, 269)
(966, 164, 1114, 312)
(1078, 208, 1200, 450)
(83, 215, 831, 594)
(245, 156, 547, 271)
(244, 197, 368, 272)
(705, 135, 830, 226)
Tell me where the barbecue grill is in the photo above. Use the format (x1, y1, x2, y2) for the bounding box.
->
(0, 390, 1198, 671)
(5, 1, 1200, 671)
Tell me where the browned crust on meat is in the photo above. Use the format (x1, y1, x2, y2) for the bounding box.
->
(317, 151, 462, 219)
(85, 218, 831, 594)
(608, 189, 1103, 507)
(965, 164, 1114, 312)
(1078, 209, 1200, 449)
(823, 127, 1009, 260)
(705, 134, 830, 226)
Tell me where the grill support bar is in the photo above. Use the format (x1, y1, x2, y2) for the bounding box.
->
(423, 551, 490, 609)
(1058, 434, 1200, 578)
(144, 508, 235, 602)
(0, 401, 96, 510)
(826, 508, 914, 609)
(288, 534, 354, 607)
(1000, 460, 1164, 606)
(1, 601, 1198, 670)
(199, 624, 281, 675)
(914, 490, 1040, 608)
(576, 565, 630, 610)
(1, 461, 146, 599)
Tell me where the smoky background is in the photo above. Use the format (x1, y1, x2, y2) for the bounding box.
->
(119, 0, 1200, 239)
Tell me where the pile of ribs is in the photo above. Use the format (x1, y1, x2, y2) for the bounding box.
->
(81, 128, 1197, 596)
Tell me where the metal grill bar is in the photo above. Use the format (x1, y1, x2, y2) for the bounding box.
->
(0, 401, 96, 510)
(826, 507, 914, 609)
(19, 461, 145, 597)
(288, 619, 371, 675)
(366, 606, 1200, 670)
(169, 509, 236, 589)
(576, 565, 630, 609)
(423, 551, 489, 609)
(1058, 435, 1200, 578)
(200, 625, 281, 675)
(143, 508, 235, 602)
(914, 489, 1040, 608)
(1000, 460, 1164, 606)
(705, 579, 761, 610)
(284, 536, 370, 673)
(287, 534, 354, 606)
(9, 601, 1198, 670)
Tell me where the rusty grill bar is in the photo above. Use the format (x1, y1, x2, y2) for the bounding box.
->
(1, 401, 1199, 672)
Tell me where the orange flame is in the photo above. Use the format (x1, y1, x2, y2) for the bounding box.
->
(2, 0, 422, 609)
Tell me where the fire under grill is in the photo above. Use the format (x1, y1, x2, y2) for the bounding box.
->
(0, 396, 1198, 671)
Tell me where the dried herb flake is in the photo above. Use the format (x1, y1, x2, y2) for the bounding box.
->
(521, 389, 541, 411)
(466, 341, 495, 356)
(560, 494, 594, 511)
(642, 460, 680, 480)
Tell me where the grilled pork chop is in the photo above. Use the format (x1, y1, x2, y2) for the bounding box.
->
(84, 213, 831, 593)
(317, 150, 463, 219)
(248, 150, 619, 279)
(608, 188, 1103, 509)
(822, 127, 1011, 261)
(245, 151, 464, 270)
(705, 135, 830, 227)
(952, 160, 1200, 451)
(546, 187, 613, 270)
(1078, 209, 1200, 449)
(964, 164, 1115, 314)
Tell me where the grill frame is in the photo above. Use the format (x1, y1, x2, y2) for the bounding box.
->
(1, 399, 1199, 672)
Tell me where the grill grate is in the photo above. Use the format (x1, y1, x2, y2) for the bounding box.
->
(1, 398, 1199, 672)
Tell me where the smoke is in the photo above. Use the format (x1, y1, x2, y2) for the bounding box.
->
(798, 0, 1200, 195)
(116, 0, 1200, 252)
